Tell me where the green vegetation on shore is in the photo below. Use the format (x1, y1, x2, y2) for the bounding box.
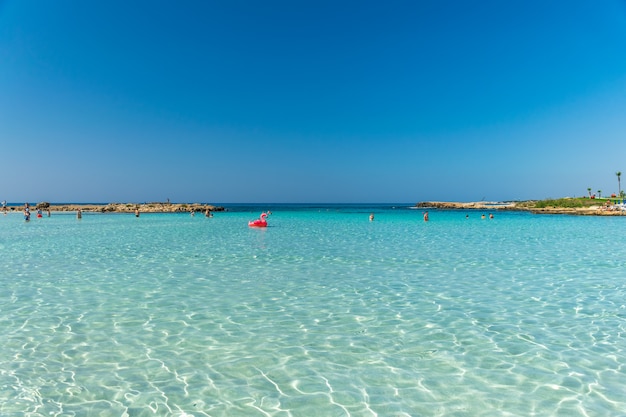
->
(526, 198, 607, 209)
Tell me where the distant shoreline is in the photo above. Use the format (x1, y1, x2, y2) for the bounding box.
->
(3, 200, 625, 216)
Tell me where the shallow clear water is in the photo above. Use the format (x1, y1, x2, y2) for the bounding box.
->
(1, 206, 626, 416)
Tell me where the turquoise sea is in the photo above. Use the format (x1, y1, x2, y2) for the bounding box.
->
(1, 204, 626, 417)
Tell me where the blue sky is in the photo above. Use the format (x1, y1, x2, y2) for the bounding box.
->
(1, 0, 626, 203)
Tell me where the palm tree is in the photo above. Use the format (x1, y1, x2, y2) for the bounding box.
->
(587, 187, 592, 198)
(598, 190, 602, 199)
(617, 172, 622, 197)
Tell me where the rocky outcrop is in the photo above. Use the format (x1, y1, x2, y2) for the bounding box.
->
(416, 201, 516, 210)
(45, 202, 225, 213)
(416, 201, 626, 216)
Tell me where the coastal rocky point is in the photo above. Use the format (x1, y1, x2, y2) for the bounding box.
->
(416, 201, 516, 210)
(417, 201, 626, 216)
(28, 202, 225, 213)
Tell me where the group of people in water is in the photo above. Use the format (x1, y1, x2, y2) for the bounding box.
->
(8, 203, 81, 220)
(369, 212, 430, 222)
(16, 203, 495, 224)
(16, 204, 218, 221)
(188, 208, 214, 218)
(20, 203, 51, 221)
(368, 211, 494, 222)
(133, 208, 214, 218)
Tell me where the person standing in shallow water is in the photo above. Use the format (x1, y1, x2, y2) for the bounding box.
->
(423, 211, 429, 222)
(23, 203, 30, 221)
(77, 209, 82, 219)
(369, 213, 374, 221)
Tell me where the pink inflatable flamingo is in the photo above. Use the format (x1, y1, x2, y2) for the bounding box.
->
(248, 212, 268, 227)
